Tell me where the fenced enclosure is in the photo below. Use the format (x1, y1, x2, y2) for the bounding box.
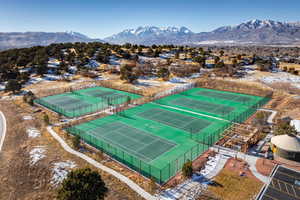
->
(63, 87, 270, 184)
(34, 86, 140, 118)
(155, 87, 271, 123)
(66, 102, 231, 184)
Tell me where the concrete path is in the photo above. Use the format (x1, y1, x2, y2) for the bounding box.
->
(47, 126, 156, 200)
(0, 111, 7, 152)
(258, 108, 277, 124)
(211, 146, 269, 184)
(205, 154, 230, 179)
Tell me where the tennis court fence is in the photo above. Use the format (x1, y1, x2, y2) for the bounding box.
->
(34, 94, 133, 118)
(225, 95, 270, 123)
(66, 125, 217, 184)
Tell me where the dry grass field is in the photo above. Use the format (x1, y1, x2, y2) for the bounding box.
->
(209, 158, 263, 200)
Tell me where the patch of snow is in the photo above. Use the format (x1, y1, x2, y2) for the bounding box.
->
(241, 71, 300, 89)
(199, 154, 220, 178)
(29, 146, 46, 166)
(43, 74, 62, 81)
(196, 40, 236, 45)
(169, 77, 187, 83)
(136, 80, 161, 87)
(27, 127, 41, 138)
(94, 76, 109, 81)
(0, 84, 5, 91)
(48, 58, 60, 66)
(23, 115, 33, 120)
(291, 120, 300, 133)
(27, 77, 44, 84)
(51, 160, 77, 186)
(159, 174, 209, 200)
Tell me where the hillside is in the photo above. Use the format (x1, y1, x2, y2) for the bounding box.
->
(0, 31, 102, 50)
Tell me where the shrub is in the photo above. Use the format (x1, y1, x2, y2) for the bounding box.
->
(57, 168, 107, 200)
(182, 159, 193, 178)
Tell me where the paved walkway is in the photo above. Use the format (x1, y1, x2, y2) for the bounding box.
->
(211, 146, 269, 184)
(0, 111, 7, 152)
(47, 126, 156, 200)
(205, 154, 230, 179)
(258, 108, 277, 125)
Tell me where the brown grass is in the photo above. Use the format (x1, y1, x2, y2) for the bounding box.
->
(209, 169, 262, 200)
(0, 100, 145, 200)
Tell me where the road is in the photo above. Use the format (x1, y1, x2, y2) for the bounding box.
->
(0, 111, 7, 152)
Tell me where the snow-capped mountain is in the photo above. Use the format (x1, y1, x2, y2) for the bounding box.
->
(203, 19, 300, 44)
(104, 20, 300, 45)
(212, 19, 290, 33)
(1, 19, 300, 50)
(0, 31, 102, 50)
(104, 26, 194, 45)
(65, 31, 91, 39)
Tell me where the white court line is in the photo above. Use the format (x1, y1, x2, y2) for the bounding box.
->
(152, 102, 230, 123)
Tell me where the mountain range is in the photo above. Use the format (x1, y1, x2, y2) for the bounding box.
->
(104, 20, 300, 45)
(0, 31, 101, 50)
(1, 19, 300, 50)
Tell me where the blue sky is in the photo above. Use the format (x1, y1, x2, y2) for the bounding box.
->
(1, 0, 300, 38)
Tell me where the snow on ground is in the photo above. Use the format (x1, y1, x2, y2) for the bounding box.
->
(135, 79, 162, 87)
(51, 160, 77, 186)
(159, 154, 223, 200)
(195, 40, 236, 45)
(260, 72, 300, 88)
(109, 56, 121, 66)
(94, 76, 109, 81)
(241, 71, 300, 88)
(29, 146, 46, 166)
(159, 175, 209, 200)
(26, 127, 41, 138)
(23, 115, 34, 120)
(198, 154, 220, 178)
(0, 83, 5, 91)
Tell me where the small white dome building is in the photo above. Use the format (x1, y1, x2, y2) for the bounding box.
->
(271, 134, 300, 162)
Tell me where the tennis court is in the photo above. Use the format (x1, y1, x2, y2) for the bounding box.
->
(197, 90, 252, 103)
(137, 108, 212, 133)
(156, 88, 270, 123)
(88, 121, 176, 162)
(170, 97, 234, 116)
(65, 87, 270, 183)
(67, 102, 230, 183)
(34, 86, 140, 117)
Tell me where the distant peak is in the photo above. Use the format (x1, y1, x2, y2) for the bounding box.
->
(65, 31, 90, 39)
(116, 26, 193, 36)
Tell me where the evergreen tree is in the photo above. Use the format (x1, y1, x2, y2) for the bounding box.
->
(182, 160, 193, 178)
(57, 168, 107, 200)
(274, 122, 297, 136)
(5, 79, 22, 94)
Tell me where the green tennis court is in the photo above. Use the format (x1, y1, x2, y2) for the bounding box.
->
(156, 88, 270, 123)
(65, 87, 270, 184)
(88, 121, 176, 162)
(137, 108, 212, 133)
(34, 86, 140, 118)
(170, 97, 235, 116)
(197, 90, 252, 103)
(67, 102, 230, 183)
